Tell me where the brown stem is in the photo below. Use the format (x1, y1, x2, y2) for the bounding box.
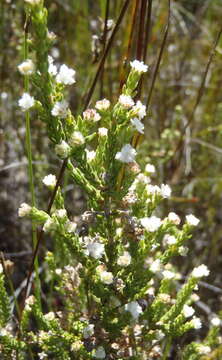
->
(100, 0, 110, 98)
(119, 0, 139, 92)
(146, 0, 171, 109)
(143, 0, 153, 63)
(83, 0, 132, 110)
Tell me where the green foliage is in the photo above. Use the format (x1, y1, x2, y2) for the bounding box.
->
(0, 0, 222, 359)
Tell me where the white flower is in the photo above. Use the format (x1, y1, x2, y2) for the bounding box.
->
(115, 144, 137, 163)
(95, 98, 110, 111)
(136, 174, 150, 184)
(183, 305, 195, 318)
(83, 324, 94, 339)
(98, 127, 108, 136)
(211, 317, 221, 326)
(132, 100, 146, 119)
(141, 216, 162, 232)
(69, 131, 85, 147)
(146, 184, 161, 196)
(44, 312, 55, 321)
(25, 295, 35, 311)
(145, 163, 155, 174)
(192, 264, 209, 278)
(167, 212, 181, 225)
(56, 64, 76, 85)
(130, 59, 148, 73)
(162, 270, 175, 280)
(55, 140, 70, 158)
(130, 118, 144, 134)
(93, 346, 106, 359)
(1, 92, 8, 100)
(42, 174, 56, 188)
(178, 246, 188, 256)
(43, 218, 57, 233)
(150, 259, 162, 272)
(124, 301, 143, 319)
(25, 295, 35, 306)
(18, 203, 32, 217)
(65, 221, 77, 233)
(197, 345, 211, 355)
(0, 264, 3, 274)
(25, 0, 41, 5)
(186, 214, 200, 226)
(18, 93, 35, 111)
(38, 352, 47, 360)
(18, 59, 35, 75)
(55, 268, 62, 275)
(192, 316, 202, 330)
(99, 271, 114, 284)
(107, 19, 114, 29)
(160, 184, 172, 198)
(118, 94, 134, 109)
(191, 294, 200, 302)
(71, 340, 82, 352)
(117, 251, 131, 267)
(54, 209, 67, 219)
(51, 100, 68, 118)
(83, 109, 101, 122)
(163, 234, 177, 246)
(87, 242, 105, 259)
(86, 149, 96, 161)
(48, 56, 57, 76)
(102, 18, 114, 31)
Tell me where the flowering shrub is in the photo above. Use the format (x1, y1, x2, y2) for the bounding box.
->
(0, 1, 221, 359)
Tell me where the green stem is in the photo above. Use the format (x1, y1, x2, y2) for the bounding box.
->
(162, 336, 172, 360)
(24, 15, 42, 309)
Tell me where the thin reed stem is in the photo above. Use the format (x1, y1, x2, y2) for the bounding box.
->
(162, 337, 172, 360)
(23, 15, 41, 309)
(83, 0, 132, 110)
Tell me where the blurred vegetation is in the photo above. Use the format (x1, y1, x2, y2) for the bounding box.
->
(0, 0, 222, 351)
